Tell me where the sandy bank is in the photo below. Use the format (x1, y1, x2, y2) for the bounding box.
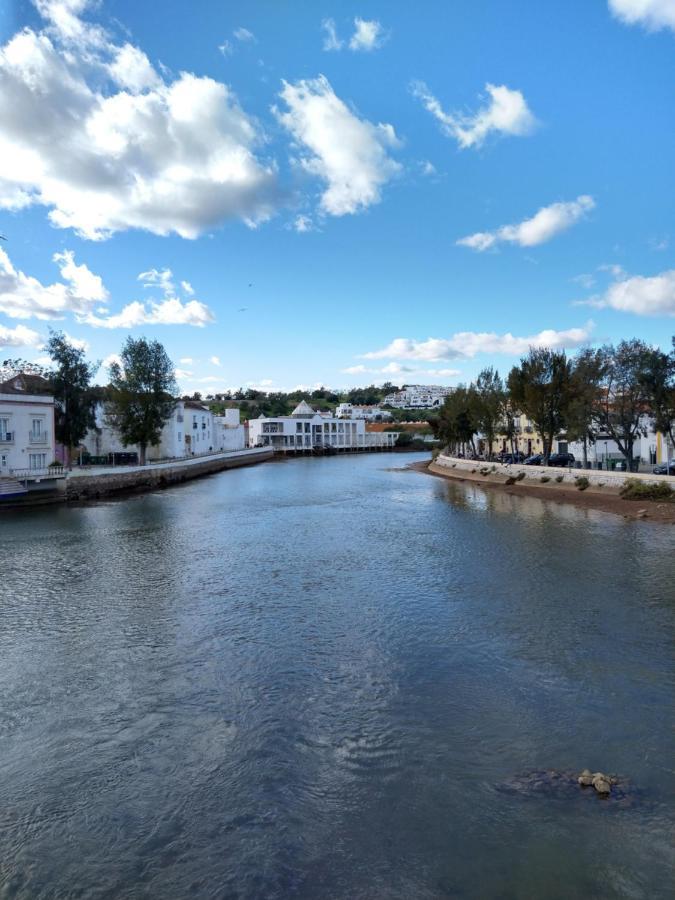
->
(409, 458, 675, 524)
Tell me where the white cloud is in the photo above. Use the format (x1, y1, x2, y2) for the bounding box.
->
(210, 355, 221, 366)
(572, 273, 596, 290)
(321, 18, 343, 51)
(349, 18, 386, 51)
(233, 27, 256, 43)
(108, 43, 161, 93)
(181, 280, 195, 295)
(82, 297, 214, 329)
(293, 214, 314, 233)
(362, 324, 595, 361)
(457, 196, 595, 251)
(411, 81, 536, 149)
(0, 246, 108, 320)
(581, 269, 675, 316)
(179, 357, 193, 365)
(0, 322, 42, 349)
(341, 362, 461, 379)
(102, 352, 122, 370)
(608, 0, 675, 32)
(275, 75, 402, 216)
(218, 40, 233, 57)
(0, 5, 278, 239)
(419, 160, 437, 177)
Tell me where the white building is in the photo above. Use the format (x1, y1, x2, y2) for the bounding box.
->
(0, 375, 65, 496)
(83, 400, 245, 462)
(382, 384, 452, 409)
(335, 403, 393, 421)
(248, 401, 399, 452)
(563, 418, 673, 469)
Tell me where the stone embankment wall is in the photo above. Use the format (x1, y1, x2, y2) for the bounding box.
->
(431, 454, 675, 490)
(65, 448, 273, 502)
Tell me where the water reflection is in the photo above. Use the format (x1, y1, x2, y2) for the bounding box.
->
(1, 453, 673, 899)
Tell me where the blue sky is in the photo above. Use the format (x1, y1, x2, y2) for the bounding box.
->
(0, 0, 673, 394)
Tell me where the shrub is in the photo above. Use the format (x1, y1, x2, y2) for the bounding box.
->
(480, 467, 490, 476)
(540, 475, 550, 483)
(619, 479, 675, 502)
(555, 475, 564, 483)
(470, 468, 477, 473)
(575, 476, 590, 491)
(516, 471, 525, 481)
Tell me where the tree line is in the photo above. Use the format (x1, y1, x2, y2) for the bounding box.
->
(434, 338, 675, 467)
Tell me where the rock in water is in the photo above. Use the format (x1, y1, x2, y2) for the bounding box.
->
(578, 769, 593, 787)
(592, 773, 611, 795)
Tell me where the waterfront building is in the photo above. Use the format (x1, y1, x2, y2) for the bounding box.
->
(335, 403, 393, 421)
(83, 400, 245, 462)
(382, 384, 452, 409)
(0, 374, 66, 497)
(248, 401, 399, 452)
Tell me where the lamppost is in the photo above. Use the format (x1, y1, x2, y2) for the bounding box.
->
(604, 440, 609, 471)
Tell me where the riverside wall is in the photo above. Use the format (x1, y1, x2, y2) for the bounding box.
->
(431, 454, 675, 490)
(64, 447, 273, 501)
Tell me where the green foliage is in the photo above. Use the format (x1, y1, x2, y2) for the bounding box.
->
(619, 479, 675, 502)
(472, 367, 506, 458)
(395, 431, 413, 447)
(540, 475, 550, 483)
(555, 475, 564, 483)
(507, 347, 572, 462)
(639, 341, 675, 446)
(436, 385, 478, 453)
(45, 331, 99, 464)
(575, 476, 590, 491)
(107, 337, 177, 465)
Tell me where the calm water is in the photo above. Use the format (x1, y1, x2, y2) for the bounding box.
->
(1, 453, 674, 899)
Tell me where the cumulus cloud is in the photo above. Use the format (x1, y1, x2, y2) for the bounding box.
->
(0, 247, 108, 320)
(362, 324, 594, 362)
(82, 267, 214, 328)
(411, 81, 536, 149)
(349, 18, 387, 51)
(457, 196, 595, 251)
(82, 297, 214, 329)
(581, 269, 675, 316)
(608, 0, 675, 32)
(0, 322, 42, 349)
(275, 75, 402, 216)
(0, 3, 279, 239)
(293, 214, 314, 233)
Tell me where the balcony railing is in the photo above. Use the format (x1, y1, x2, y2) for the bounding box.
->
(11, 466, 66, 479)
(29, 432, 48, 444)
(0, 433, 13, 443)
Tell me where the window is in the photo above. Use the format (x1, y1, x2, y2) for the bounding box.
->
(32, 419, 42, 435)
(0, 417, 9, 440)
(178, 432, 182, 442)
(29, 453, 46, 470)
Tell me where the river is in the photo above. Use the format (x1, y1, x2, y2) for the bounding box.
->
(1, 452, 674, 899)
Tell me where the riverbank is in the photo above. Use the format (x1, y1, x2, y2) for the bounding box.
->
(1, 447, 273, 508)
(411, 456, 675, 524)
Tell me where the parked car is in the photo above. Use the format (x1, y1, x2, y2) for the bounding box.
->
(499, 451, 526, 464)
(524, 454, 544, 466)
(613, 459, 627, 472)
(547, 452, 576, 467)
(653, 461, 675, 475)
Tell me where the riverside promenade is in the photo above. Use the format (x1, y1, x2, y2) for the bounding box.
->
(1, 447, 273, 507)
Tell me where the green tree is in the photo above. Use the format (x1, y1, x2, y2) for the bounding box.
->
(107, 337, 177, 465)
(507, 348, 573, 463)
(435, 385, 478, 455)
(471, 367, 505, 459)
(45, 331, 99, 467)
(566, 348, 604, 468)
(640, 338, 675, 447)
(590, 339, 651, 469)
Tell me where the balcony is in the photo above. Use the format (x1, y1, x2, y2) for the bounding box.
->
(29, 431, 48, 445)
(0, 432, 13, 444)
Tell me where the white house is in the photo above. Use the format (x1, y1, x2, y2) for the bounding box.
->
(214, 408, 246, 452)
(563, 418, 673, 469)
(382, 384, 452, 409)
(248, 400, 399, 452)
(83, 400, 244, 462)
(0, 375, 65, 495)
(335, 403, 393, 421)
